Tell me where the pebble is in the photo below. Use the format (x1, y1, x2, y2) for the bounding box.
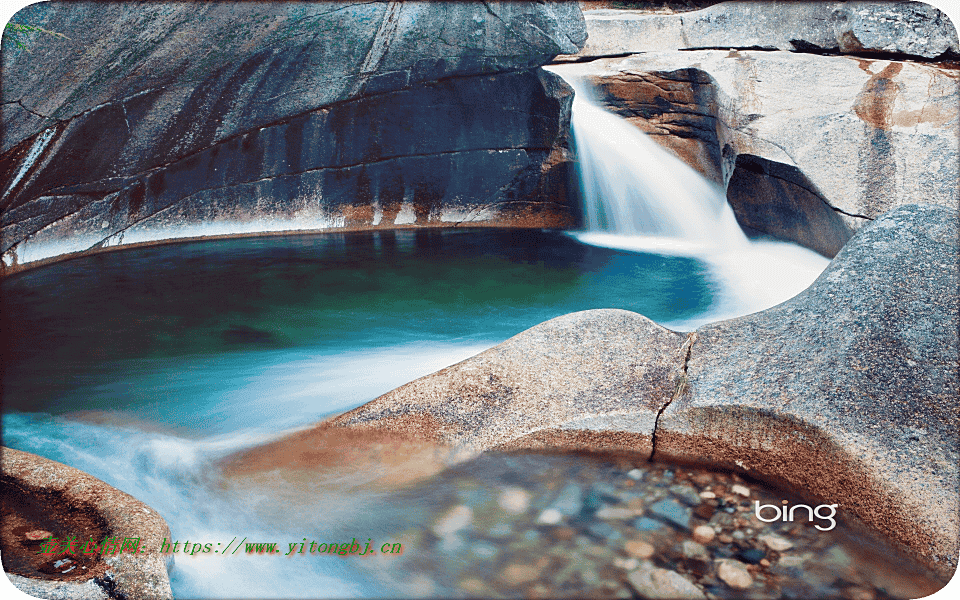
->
(352, 454, 944, 600)
(623, 540, 655, 559)
(716, 559, 753, 589)
(759, 533, 793, 552)
(549, 483, 583, 515)
(626, 468, 644, 480)
(499, 563, 542, 586)
(692, 525, 715, 544)
(596, 506, 638, 519)
(633, 516, 663, 531)
(497, 487, 531, 514)
(681, 540, 710, 561)
(432, 505, 472, 537)
(731, 484, 751, 497)
(24, 530, 53, 541)
(626, 562, 706, 600)
(535, 508, 563, 525)
(778, 555, 805, 567)
(648, 498, 692, 530)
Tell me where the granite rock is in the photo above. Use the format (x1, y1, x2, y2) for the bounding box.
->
(0, 1, 586, 274)
(574, 1, 958, 60)
(563, 51, 958, 256)
(1, 447, 173, 599)
(656, 203, 959, 579)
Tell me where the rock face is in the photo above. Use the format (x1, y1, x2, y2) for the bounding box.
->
(1, 447, 173, 599)
(329, 309, 690, 461)
(311, 204, 958, 578)
(656, 203, 959, 580)
(0, 1, 587, 273)
(577, 1, 959, 60)
(566, 51, 958, 256)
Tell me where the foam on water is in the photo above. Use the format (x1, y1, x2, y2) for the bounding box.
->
(548, 64, 829, 328)
(3, 340, 495, 598)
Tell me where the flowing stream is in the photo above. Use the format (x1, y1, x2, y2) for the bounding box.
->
(548, 64, 830, 324)
(2, 71, 836, 597)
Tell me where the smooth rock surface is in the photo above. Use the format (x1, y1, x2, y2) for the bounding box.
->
(569, 51, 958, 255)
(0, 2, 587, 274)
(657, 203, 959, 578)
(1, 447, 173, 600)
(329, 309, 690, 460)
(575, 1, 959, 60)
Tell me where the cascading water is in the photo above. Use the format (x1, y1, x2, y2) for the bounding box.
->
(548, 64, 829, 327)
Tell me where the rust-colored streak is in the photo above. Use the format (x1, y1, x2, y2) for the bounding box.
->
(853, 62, 904, 130)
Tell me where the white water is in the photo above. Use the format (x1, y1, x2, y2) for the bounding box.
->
(549, 65, 829, 328)
(5, 341, 494, 598)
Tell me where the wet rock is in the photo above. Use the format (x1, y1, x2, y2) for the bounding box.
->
(759, 534, 793, 552)
(1, 447, 172, 599)
(565, 52, 956, 256)
(497, 487, 531, 515)
(648, 498, 692, 530)
(692, 525, 716, 544)
(730, 484, 750, 498)
(1, 2, 587, 273)
(716, 559, 753, 589)
(331, 309, 687, 459)
(626, 562, 706, 600)
(624, 540, 655, 560)
(657, 205, 960, 578)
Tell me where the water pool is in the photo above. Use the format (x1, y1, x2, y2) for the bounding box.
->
(2, 227, 724, 596)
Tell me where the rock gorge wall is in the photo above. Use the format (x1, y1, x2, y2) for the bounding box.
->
(563, 1, 959, 257)
(0, 1, 587, 274)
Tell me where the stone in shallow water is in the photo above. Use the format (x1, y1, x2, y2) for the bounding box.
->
(692, 525, 716, 544)
(633, 516, 664, 531)
(497, 487, 531, 515)
(648, 498, 692, 530)
(587, 521, 621, 541)
(717, 559, 753, 589)
(550, 482, 584, 516)
(759, 534, 793, 552)
(626, 562, 706, 600)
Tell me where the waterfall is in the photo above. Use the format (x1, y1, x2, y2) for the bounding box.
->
(547, 64, 829, 326)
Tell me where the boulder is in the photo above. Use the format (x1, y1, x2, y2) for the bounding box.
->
(1, 446, 173, 599)
(327, 309, 690, 461)
(0, 1, 587, 274)
(575, 1, 959, 60)
(566, 51, 958, 256)
(655, 203, 959, 579)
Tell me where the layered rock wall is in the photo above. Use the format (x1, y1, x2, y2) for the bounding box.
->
(0, 1, 587, 274)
